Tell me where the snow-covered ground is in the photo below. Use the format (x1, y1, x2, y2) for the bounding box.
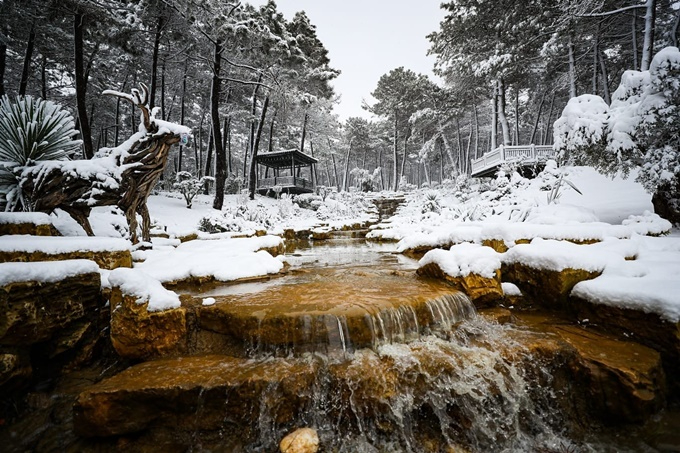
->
(1, 163, 678, 321)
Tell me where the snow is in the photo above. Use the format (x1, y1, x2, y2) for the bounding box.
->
(133, 235, 284, 284)
(108, 267, 180, 312)
(502, 238, 629, 273)
(502, 282, 522, 297)
(202, 297, 216, 306)
(0, 259, 100, 286)
(0, 212, 52, 225)
(572, 236, 680, 322)
(0, 235, 130, 254)
(419, 242, 501, 278)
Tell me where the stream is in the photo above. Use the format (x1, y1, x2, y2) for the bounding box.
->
(178, 235, 680, 452)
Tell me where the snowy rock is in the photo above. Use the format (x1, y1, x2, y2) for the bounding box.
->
(279, 427, 319, 453)
(0, 235, 132, 270)
(0, 212, 61, 236)
(0, 261, 101, 345)
(108, 269, 185, 359)
(417, 244, 503, 306)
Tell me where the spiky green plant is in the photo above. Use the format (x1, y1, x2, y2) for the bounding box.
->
(0, 95, 81, 210)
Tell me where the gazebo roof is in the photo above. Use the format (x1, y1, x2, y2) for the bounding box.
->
(256, 149, 318, 168)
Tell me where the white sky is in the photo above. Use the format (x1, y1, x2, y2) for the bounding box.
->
(252, 1, 446, 120)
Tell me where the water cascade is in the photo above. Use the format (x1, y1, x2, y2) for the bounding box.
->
(65, 238, 675, 452)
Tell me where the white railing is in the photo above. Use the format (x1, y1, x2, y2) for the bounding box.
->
(257, 176, 313, 190)
(470, 144, 555, 176)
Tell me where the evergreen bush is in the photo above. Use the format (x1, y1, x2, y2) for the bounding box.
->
(0, 95, 81, 210)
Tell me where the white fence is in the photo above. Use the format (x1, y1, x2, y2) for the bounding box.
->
(470, 144, 555, 177)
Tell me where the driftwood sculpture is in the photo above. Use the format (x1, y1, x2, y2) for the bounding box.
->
(19, 84, 189, 244)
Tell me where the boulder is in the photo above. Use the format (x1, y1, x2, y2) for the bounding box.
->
(417, 262, 503, 307)
(502, 263, 600, 310)
(510, 312, 666, 424)
(0, 212, 60, 237)
(73, 355, 318, 438)
(109, 288, 186, 360)
(280, 427, 319, 453)
(570, 296, 680, 395)
(0, 270, 101, 345)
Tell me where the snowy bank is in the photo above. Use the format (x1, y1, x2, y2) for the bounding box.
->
(133, 235, 284, 284)
(0, 259, 100, 286)
(108, 268, 181, 312)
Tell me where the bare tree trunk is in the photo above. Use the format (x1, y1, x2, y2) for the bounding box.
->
(249, 95, 269, 199)
(150, 16, 163, 110)
(671, 7, 680, 47)
(568, 34, 577, 98)
(267, 108, 277, 152)
(498, 79, 511, 146)
(632, 12, 639, 70)
(178, 68, 186, 172)
(210, 41, 226, 209)
(74, 13, 93, 159)
(593, 23, 600, 94)
(343, 138, 353, 192)
(399, 131, 411, 183)
(514, 89, 519, 145)
(114, 75, 129, 147)
(328, 136, 340, 188)
(378, 147, 384, 189)
(543, 92, 556, 146)
(19, 24, 36, 96)
(40, 54, 47, 100)
(0, 38, 6, 97)
(640, 0, 656, 71)
(244, 75, 262, 180)
(599, 49, 611, 104)
(473, 103, 479, 158)
(392, 114, 399, 191)
(491, 83, 498, 150)
(530, 91, 546, 144)
(299, 111, 308, 153)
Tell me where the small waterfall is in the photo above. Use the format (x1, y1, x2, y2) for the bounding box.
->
(238, 316, 573, 453)
(424, 293, 477, 332)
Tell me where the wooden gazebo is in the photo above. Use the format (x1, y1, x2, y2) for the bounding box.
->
(255, 149, 318, 196)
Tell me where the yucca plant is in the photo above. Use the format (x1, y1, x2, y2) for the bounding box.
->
(0, 95, 81, 211)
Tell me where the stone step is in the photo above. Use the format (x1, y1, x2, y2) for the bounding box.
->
(194, 269, 476, 354)
(0, 212, 61, 237)
(0, 235, 132, 270)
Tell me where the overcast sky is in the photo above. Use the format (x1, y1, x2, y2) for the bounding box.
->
(252, 1, 446, 120)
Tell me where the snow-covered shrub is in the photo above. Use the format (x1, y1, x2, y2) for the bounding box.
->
(224, 175, 242, 194)
(605, 70, 650, 177)
(553, 94, 609, 167)
(0, 95, 81, 211)
(316, 185, 332, 201)
(421, 190, 442, 214)
(398, 176, 416, 192)
(173, 171, 214, 209)
(636, 47, 680, 194)
(293, 193, 323, 211)
(538, 160, 582, 204)
(350, 167, 381, 192)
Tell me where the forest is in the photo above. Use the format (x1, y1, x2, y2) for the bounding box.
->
(1, 0, 679, 201)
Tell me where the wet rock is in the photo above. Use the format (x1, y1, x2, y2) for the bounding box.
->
(310, 228, 332, 240)
(557, 324, 665, 423)
(280, 427, 319, 453)
(417, 262, 503, 307)
(570, 296, 680, 395)
(0, 272, 101, 345)
(73, 355, 318, 438)
(259, 241, 285, 257)
(512, 312, 666, 424)
(502, 263, 600, 310)
(109, 288, 186, 360)
(0, 350, 32, 389)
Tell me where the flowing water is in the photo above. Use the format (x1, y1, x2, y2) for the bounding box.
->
(181, 237, 580, 452)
